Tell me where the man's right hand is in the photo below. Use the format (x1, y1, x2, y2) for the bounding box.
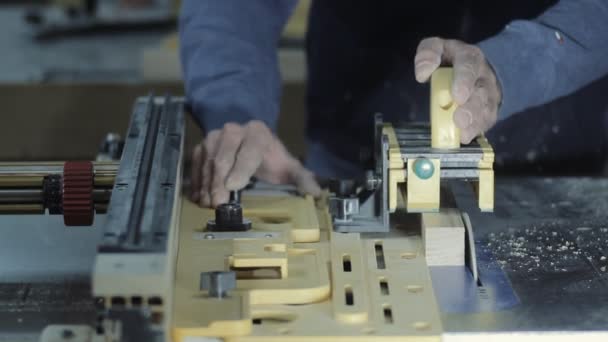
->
(190, 120, 321, 207)
(414, 37, 502, 144)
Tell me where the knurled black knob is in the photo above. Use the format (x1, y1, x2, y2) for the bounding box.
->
(206, 202, 252, 232)
(216, 202, 243, 227)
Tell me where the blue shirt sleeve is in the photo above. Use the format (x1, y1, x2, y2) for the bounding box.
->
(179, 0, 297, 132)
(478, 0, 608, 120)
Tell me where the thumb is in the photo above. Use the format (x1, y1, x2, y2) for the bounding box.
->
(414, 37, 445, 83)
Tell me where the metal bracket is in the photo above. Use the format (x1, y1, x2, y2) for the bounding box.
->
(332, 114, 389, 233)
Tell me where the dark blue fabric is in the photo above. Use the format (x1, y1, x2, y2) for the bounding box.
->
(478, 0, 608, 120)
(179, 0, 297, 132)
(180, 0, 607, 177)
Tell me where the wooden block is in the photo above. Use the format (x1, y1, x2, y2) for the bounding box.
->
(421, 209, 465, 266)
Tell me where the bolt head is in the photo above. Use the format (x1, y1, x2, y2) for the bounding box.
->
(413, 158, 435, 180)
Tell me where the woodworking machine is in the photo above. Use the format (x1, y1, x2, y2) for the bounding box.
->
(1, 69, 607, 341)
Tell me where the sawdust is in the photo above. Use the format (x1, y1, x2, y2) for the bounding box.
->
(475, 178, 608, 294)
(481, 222, 608, 278)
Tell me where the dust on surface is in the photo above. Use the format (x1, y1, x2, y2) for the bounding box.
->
(481, 223, 608, 277)
(473, 178, 608, 294)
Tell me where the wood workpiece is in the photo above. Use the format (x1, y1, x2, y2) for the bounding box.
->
(421, 209, 465, 266)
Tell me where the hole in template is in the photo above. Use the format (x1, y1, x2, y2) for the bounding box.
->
(232, 266, 282, 280)
(383, 304, 394, 324)
(148, 297, 163, 306)
(375, 242, 386, 269)
(252, 312, 297, 325)
(379, 278, 390, 295)
(343, 254, 352, 272)
(345, 285, 354, 306)
(110, 297, 126, 307)
(130, 296, 143, 307)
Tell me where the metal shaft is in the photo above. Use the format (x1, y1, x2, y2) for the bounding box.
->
(0, 189, 112, 204)
(0, 161, 118, 175)
(0, 161, 118, 188)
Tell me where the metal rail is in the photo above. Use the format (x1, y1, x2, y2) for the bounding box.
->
(0, 188, 112, 204)
(100, 95, 184, 252)
(0, 161, 118, 188)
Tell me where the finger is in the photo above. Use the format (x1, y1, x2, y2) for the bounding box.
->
(190, 143, 203, 202)
(453, 105, 473, 131)
(225, 121, 271, 190)
(414, 37, 445, 83)
(200, 154, 213, 207)
(453, 85, 487, 144)
(448, 41, 483, 105)
(289, 161, 322, 197)
(476, 77, 499, 133)
(211, 123, 244, 207)
(200, 130, 220, 207)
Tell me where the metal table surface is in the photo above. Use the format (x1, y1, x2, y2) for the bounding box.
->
(1, 177, 608, 339)
(0, 214, 104, 338)
(447, 177, 608, 336)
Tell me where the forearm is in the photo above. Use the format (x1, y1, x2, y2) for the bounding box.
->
(478, 0, 608, 119)
(179, 0, 297, 132)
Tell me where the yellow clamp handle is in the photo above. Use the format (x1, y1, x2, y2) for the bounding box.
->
(430, 67, 460, 149)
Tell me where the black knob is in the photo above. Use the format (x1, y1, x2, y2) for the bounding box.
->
(216, 203, 243, 227)
(206, 202, 251, 232)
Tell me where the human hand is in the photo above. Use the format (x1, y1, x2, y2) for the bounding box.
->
(415, 37, 502, 144)
(190, 120, 321, 207)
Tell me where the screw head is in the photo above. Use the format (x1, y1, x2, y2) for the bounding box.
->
(413, 158, 434, 180)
